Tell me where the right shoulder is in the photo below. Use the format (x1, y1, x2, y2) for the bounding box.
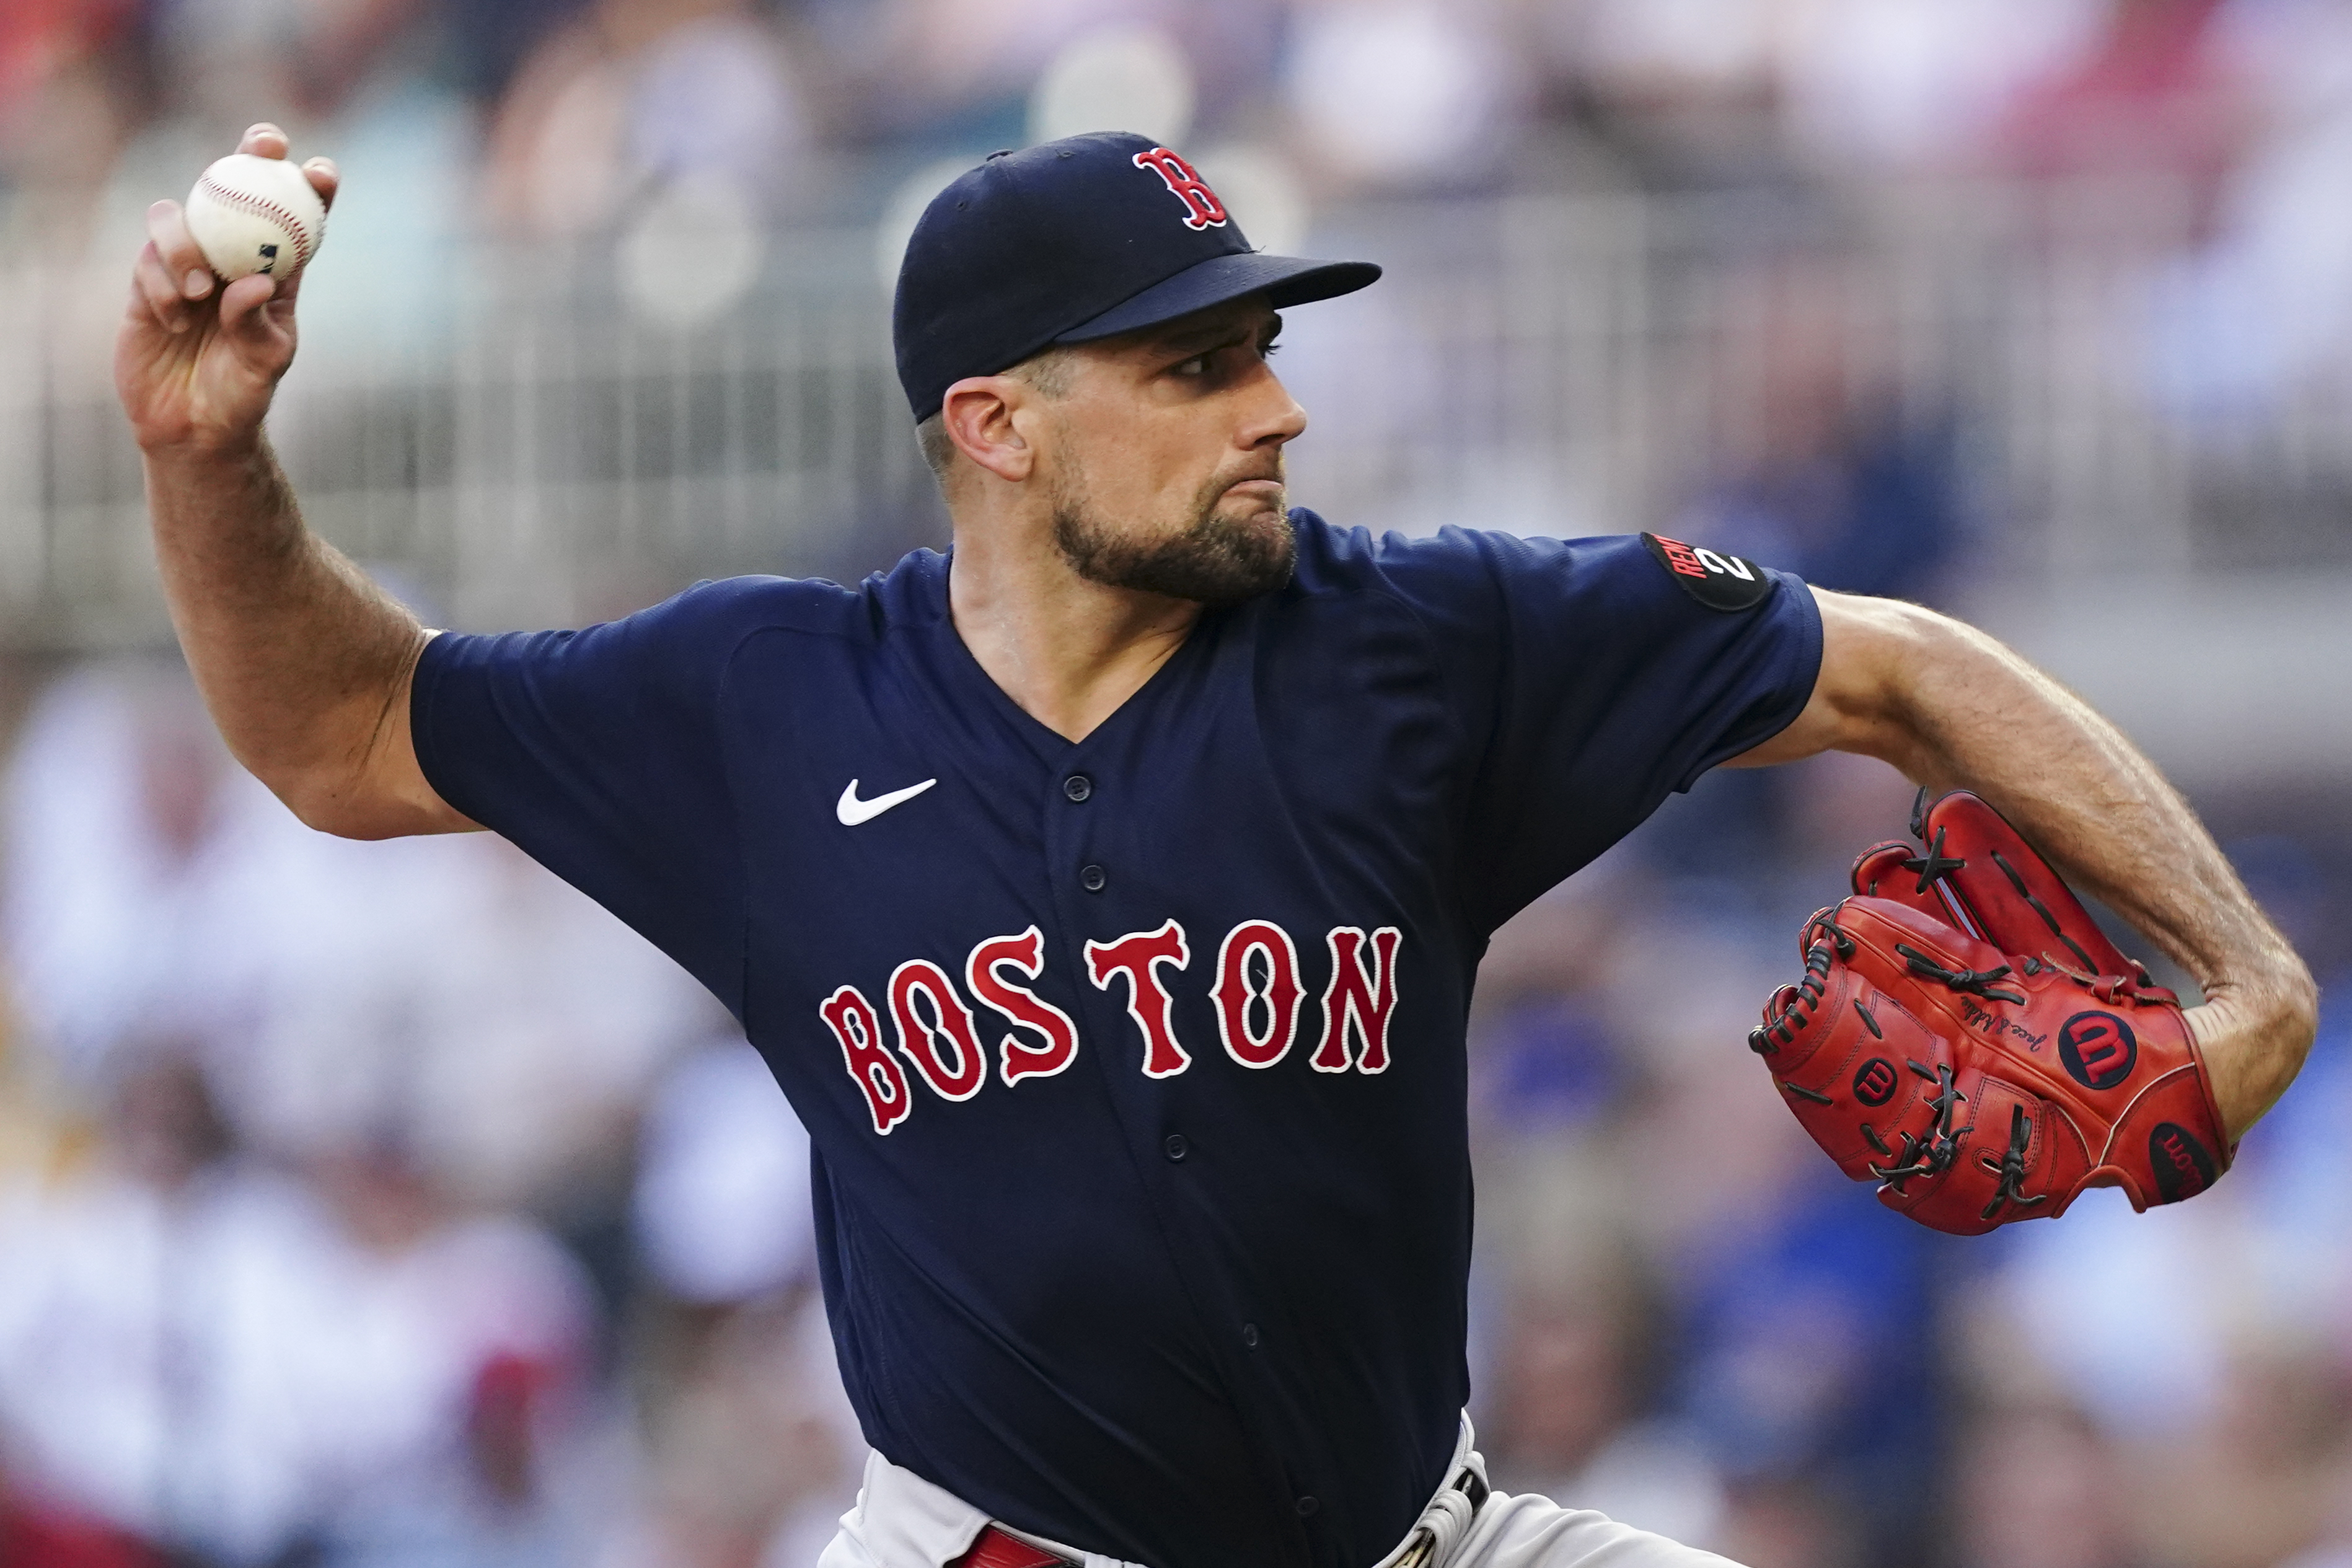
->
(607, 570, 884, 652)
(420, 560, 921, 690)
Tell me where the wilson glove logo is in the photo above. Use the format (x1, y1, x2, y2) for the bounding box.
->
(2058, 1010, 2137, 1090)
(1852, 1057, 1899, 1107)
(2148, 1121, 2218, 1203)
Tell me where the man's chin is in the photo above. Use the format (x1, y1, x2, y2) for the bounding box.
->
(1052, 483, 1297, 605)
(1217, 489, 1289, 527)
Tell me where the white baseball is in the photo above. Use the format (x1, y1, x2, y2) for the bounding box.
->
(184, 152, 327, 283)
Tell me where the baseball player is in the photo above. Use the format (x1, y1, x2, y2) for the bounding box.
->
(117, 125, 2314, 1568)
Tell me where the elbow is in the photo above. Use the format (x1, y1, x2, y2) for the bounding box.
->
(273, 780, 374, 839)
(266, 767, 416, 840)
(2277, 959, 2321, 1064)
(2233, 953, 2319, 1131)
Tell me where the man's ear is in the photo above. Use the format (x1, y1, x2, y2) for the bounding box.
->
(941, 376, 1037, 484)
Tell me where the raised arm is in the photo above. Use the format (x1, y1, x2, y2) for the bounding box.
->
(115, 124, 469, 839)
(1730, 591, 2316, 1139)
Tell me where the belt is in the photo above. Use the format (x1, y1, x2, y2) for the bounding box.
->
(949, 1527, 1070, 1568)
(946, 1466, 1492, 1568)
(1390, 1464, 1491, 1568)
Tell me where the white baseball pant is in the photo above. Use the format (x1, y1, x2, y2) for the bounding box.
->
(813, 1416, 1749, 1568)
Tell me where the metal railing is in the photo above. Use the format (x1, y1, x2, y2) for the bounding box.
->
(6, 175, 2348, 650)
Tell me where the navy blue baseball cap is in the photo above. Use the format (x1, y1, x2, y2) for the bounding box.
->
(892, 132, 1381, 421)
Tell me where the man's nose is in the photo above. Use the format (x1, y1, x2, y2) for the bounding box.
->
(1244, 368, 1309, 449)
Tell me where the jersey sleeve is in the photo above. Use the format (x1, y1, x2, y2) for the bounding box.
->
(409, 580, 765, 1016)
(1373, 527, 1821, 932)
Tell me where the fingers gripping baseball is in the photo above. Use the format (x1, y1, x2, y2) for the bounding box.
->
(115, 125, 335, 454)
(1752, 791, 2231, 1236)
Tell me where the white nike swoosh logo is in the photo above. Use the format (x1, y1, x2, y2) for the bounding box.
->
(836, 777, 937, 826)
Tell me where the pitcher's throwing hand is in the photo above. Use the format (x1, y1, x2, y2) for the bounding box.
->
(117, 123, 336, 457)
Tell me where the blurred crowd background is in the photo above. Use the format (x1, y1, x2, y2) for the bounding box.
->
(2, 1, 2352, 1566)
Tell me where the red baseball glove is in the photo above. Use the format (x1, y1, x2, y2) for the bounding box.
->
(1751, 790, 2232, 1235)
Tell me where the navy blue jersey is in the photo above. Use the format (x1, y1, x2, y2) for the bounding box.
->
(410, 512, 1821, 1568)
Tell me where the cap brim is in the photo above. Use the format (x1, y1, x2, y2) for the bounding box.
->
(1053, 250, 1381, 344)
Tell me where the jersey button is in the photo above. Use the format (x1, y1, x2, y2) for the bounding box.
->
(1080, 864, 1107, 892)
(1241, 1323, 1260, 1349)
(1064, 773, 1093, 802)
(1295, 1496, 1319, 1518)
(1163, 1133, 1187, 1161)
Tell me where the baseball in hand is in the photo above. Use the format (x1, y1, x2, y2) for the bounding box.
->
(184, 152, 327, 283)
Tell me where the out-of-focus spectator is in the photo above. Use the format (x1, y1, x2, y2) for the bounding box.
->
(621, 1045, 860, 1568)
(616, 1294, 857, 1568)
(1478, 1154, 1727, 1548)
(4, 665, 712, 1212)
(0, 1486, 165, 1568)
(294, 1142, 601, 1567)
(634, 1042, 813, 1308)
(843, 0, 1157, 148)
(289, 0, 594, 116)
(1773, 0, 2109, 175)
(148, 0, 309, 139)
(825, 0, 1277, 154)
(2135, 1331, 2352, 1568)
(1994, 0, 2253, 236)
(482, 0, 812, 241)
(477, 0, 813, 330)
(1282, 0, 1526, 192)
(1671, 1168, 1957, 1568)
(2, 664, 264, 1086)
(0, 1046, 599, 1566)
(1952, 1399, 2141, 1568)
(2138, 0, 2352, 428)
(1670, 253, 1962, 603)
(1468, 886, 1631, 1139)
(1557, 0, 1790, 188)
(1026, 23, 1196, 148)
(0, 0, 141, 247)
(224, 824, 713, 1212)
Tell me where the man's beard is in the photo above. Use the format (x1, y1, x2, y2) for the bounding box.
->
(1049, 460, 1297, 606)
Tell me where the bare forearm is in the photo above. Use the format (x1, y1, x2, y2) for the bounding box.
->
(1833, 602, 2315, 1134)
(146, 435, 429, 829)
(119, 128, 467, 839)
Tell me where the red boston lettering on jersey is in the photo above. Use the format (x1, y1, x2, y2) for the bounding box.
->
(966, 926, 1081, 1087)
(1085, 920, 1194, 1078)
(1313, 926, 1402, 1074)
(1131, 148, 1229, 231)
(1212, 920, 1303, 1068)
(822, 985, 912, 1134)
(888, 960, 990, 1101)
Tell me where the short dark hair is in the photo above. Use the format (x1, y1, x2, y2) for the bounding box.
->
(914, 348, 1077, 487)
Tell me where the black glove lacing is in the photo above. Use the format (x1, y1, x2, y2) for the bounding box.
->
(1870, 1130, 1938, 1192)
(1815, 918, 1857, 960)
(1901, 826, 1967, 894)
(1977, 1103, 2045, 1223)
(1894, 943, 2025, 1005)
(1871, 1059, 1973, 1195)
(1749, 938, 1841, 1055)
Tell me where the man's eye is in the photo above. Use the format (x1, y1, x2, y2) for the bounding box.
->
(1175, 354, 1210, 376)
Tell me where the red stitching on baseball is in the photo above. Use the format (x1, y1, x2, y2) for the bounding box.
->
(196, 175, 320, 270)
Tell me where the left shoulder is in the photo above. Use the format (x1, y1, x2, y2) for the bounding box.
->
(1282, 511, 1799, 628)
